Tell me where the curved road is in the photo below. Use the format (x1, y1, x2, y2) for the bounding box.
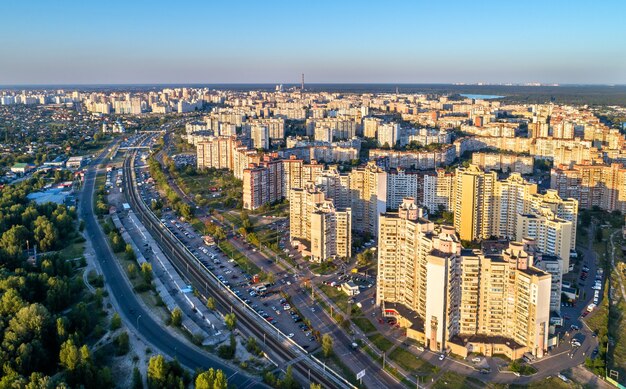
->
(79, 148, 264, 389)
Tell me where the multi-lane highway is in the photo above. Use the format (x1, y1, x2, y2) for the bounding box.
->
(122, 147, 355, 389)
(80, 144, 264, 389)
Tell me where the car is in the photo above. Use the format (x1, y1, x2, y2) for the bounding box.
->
(287, 333, 294, 338)
(570, 325, 580, 331)
(283, 304, 291, 310)
(472, 357, 482, 363)
(438, 354, 445, 361)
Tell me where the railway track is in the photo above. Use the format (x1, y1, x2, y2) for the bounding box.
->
(122, 150, 354, 389)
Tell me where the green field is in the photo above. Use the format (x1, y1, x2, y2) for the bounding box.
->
(319, 284, 349, 312)
(58, 239, 85, 260)
(388, 347, 434, 376)
(431, 371, 486, 389)
(367, 333, 394, 352)
(352, 317, 376, 334)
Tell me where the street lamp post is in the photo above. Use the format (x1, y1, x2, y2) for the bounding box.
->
(137, 314, 142, 329)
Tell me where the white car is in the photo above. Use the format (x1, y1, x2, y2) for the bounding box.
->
(438, 354, 445, 361)
(472, 357, 482, 363)
(283, 304, 291, 310)
(287, 333, 294, 338)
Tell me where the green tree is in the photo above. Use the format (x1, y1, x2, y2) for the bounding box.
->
(206, 297, 216, 310)
(127, 263, 138, 279)
(195, 368, 228, 389)
(33, 215, 58, 252)
(110, 312, 122, 330)
(321, 334, 333, 358)
(124, 244, 136, 261)
(141, 263, 153, 284)
(282, 365, 297, 389)
(147, 355, 167, 388)
(595, 227, 604, 242)
(224, 313, 237, 331)
(131, 366, 143, 389)
(213, 226, 226, 242)
(310, 384, 322, 389)
(171, 307, 183, 327)
(115, 332, 130, 355)
(59, 338, 81, 371)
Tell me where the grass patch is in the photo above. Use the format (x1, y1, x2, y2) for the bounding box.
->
(432, 371, 486, 389)
(388, 347, 434, 375)
(352, 317, 376, 333)
(367, 333, 394, 352)
(218, 240, 261, 276)
(509, 376, 577, 389)
(319, 284, 349, 312)
(309, 261, 338, 275)
(58, 240, 86, 260)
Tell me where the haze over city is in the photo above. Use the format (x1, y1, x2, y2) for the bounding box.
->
(1, 0, 626, 85)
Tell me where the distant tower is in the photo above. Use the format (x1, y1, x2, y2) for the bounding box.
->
(301, 73, 305, 92)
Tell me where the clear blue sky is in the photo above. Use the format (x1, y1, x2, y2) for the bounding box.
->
(1, 0, 625, 85)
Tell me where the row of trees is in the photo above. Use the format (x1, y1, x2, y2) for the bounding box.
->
(147, 157, 194, 221)
(145, 354, 229, 389)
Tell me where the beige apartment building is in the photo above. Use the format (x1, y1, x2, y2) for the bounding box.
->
(196, 136, 234, 170)
(454, 167, 577, 272)
(289, 184, 351, 262)
(471, 152, 534, 175)
(551, 162, 626, 213)
(453, 165, 497, 241)
(516, 208, 573, 272)
(493, 173, 538, 239)
(377, 204, 551, 358)
(347, 162, 387, 236)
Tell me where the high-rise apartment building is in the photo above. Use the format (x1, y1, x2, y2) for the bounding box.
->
(386, 168, 421, 210)
(251, 124, 269, 150)
(377, 198, 461, 354)
(516, 208, 573, 272)
(347, 162, 387, 236)
(493, 173, 538, 239)
(242, 156, 284, 210)
(289, 184, 351, 262)
(377, 122, 400, 148)
(453, 165, 497, 241)
(422, 169, 454, 212)
(551, 162, 626, 213)
(528, 189, 578, 251)
(196, 136, 233, 170)
(363, 117, 382, 138)
(378, 206, 551, 358)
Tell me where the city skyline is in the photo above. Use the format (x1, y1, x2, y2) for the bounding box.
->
(1, 0, 625, 85)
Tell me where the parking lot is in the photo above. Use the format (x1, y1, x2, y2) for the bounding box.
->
(133, 155, 318, 349)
